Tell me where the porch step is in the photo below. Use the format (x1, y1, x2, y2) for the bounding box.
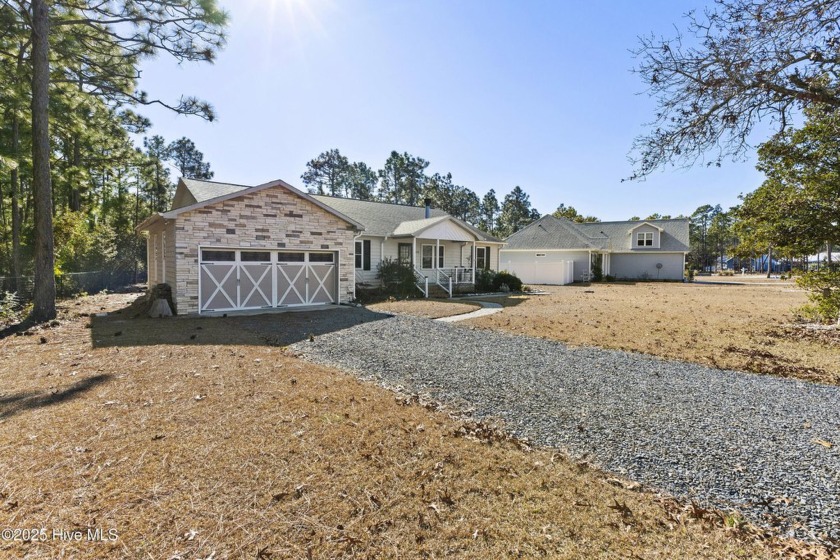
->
(427, 284, 450, 298)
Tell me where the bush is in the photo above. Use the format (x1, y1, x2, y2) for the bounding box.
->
(604, 274, 616, 282)
(592, 262, 603, 282)
(494, 271, 523, 292)
(475, 269, 496, 292)
(376, 258, 418, 298)
(0, 291, 25, 323)
(797, 269, 840, 323)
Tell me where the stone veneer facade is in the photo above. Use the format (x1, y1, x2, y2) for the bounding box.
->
(166, 186, 358, 314)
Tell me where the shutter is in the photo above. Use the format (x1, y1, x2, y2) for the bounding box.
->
(363, 239, 371, 271)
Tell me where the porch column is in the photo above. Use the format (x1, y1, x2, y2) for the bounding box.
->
(435, 238, 440, 270)
(472, 240, 476, 282)
(412, 238, 417, 269)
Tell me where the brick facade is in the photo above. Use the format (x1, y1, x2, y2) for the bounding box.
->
(163, 186, 357, 314)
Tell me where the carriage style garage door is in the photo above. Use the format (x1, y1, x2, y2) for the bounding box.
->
(199, 248, 337, 313)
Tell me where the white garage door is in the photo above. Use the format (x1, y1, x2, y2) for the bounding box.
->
(199, 248, 337, 313)
(502, 257, 574, 285)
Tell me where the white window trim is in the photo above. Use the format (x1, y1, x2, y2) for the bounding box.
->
(636, 232, 654, 247)
(355, 240, 363, 269)
(421, 244, 444, 269)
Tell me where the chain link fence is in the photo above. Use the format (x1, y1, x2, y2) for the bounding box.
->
(0, 271, 145, 299)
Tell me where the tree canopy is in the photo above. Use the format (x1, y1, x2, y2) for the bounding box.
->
(0, 0, 227, 321)
(631, 0, 840, 178)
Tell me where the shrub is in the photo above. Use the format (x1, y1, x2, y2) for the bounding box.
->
(592, 262, 603, 282)
(376, 258, 418, 298)
(796, 269, 840, 323)
(604, 274, 616, 282)
(475, 269, 496, 292)
(0, 291, 24, 323)
(494, 271, 523, 292)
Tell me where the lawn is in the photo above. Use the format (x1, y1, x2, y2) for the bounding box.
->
(0, 293, 825, 559)
(465, 280, 840, 385)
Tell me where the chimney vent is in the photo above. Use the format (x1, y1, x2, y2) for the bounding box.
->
(424, 198, 432, 219)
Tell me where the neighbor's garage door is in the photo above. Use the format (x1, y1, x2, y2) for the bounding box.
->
(199, 248, 337, 313)
(500, 252, 574, 285)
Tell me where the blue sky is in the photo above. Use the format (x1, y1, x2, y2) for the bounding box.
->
(137, 0, 766, 221)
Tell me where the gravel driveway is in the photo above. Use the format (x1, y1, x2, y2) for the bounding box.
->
(292, 313, 840, 544)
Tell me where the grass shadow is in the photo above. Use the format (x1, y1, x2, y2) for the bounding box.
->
(0, 374, 111, 420)
(90, 304, 393, 349)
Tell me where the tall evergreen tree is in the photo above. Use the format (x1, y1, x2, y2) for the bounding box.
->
(168, 137, 213, 180)
(479, 190, 499, 235)
(378, 151, 428, 205)
(498, 186, 539, 237)
(301, 149, 350, 196)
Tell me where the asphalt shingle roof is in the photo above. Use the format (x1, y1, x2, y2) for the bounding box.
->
(505, 215, 689, 252)
(169, 179, 500, 241)
(312, 195, 502, 242)
(182, 178, 250, 204)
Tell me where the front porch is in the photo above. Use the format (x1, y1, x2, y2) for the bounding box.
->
(407, 236, 493, 298)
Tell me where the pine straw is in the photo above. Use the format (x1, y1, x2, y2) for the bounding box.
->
(0, 294, 834, 559)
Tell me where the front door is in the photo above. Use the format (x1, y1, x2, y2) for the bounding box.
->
(398, 243, 412, 266)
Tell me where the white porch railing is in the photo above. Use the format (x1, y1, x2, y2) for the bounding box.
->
(445, 267, 474, 284)
(413, 267, 429, 298)
(435, 268, 453, 297)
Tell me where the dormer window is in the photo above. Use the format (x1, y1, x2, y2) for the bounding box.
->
(637, 232, 653, 247)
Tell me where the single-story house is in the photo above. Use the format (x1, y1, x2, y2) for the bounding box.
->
(137, 178, 503, 314)
(500, 215, 690, 283)
(309, 195, 504, 296)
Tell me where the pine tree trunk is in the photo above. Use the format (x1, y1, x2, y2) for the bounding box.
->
(11, 116, 22, 293)
(29, 0, 56, 322)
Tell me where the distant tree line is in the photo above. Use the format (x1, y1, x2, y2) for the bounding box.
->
(301, 149, 551, 238)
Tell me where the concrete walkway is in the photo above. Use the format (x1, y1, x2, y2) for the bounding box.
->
(436, 301, 503, 322)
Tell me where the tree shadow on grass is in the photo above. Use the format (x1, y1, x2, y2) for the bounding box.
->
(90, 305, 394, 349)
(0, 374, 111, 420)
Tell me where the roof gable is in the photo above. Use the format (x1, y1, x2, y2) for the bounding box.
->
(139, 178, 364, 231)
(394, 216, 476, 241)
(628, 221, 664, 233)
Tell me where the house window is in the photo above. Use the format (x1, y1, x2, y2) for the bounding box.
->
(637, 232, 654, 247)
(421, 245, 444, 269)
(354, 240, 371, 270)
(475, 247, 490, 270)
(398, 243, 412, 266)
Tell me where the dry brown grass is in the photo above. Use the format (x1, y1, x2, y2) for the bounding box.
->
(368, 299, 480, 319)
(0, 294, 828, 558)
(465, 282, 840, 385)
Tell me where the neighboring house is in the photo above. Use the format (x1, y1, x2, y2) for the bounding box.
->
(500, 215, 690, 284)
(137, 178, 503, 314)
(310, 195, 504, 295)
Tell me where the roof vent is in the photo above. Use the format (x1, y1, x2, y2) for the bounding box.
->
(424, 198, 432, 219)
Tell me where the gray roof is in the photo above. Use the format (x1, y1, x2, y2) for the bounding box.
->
(311, 195, 502, 242)
(179, 178, 249, 206)
(505, 215, 689, 252)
